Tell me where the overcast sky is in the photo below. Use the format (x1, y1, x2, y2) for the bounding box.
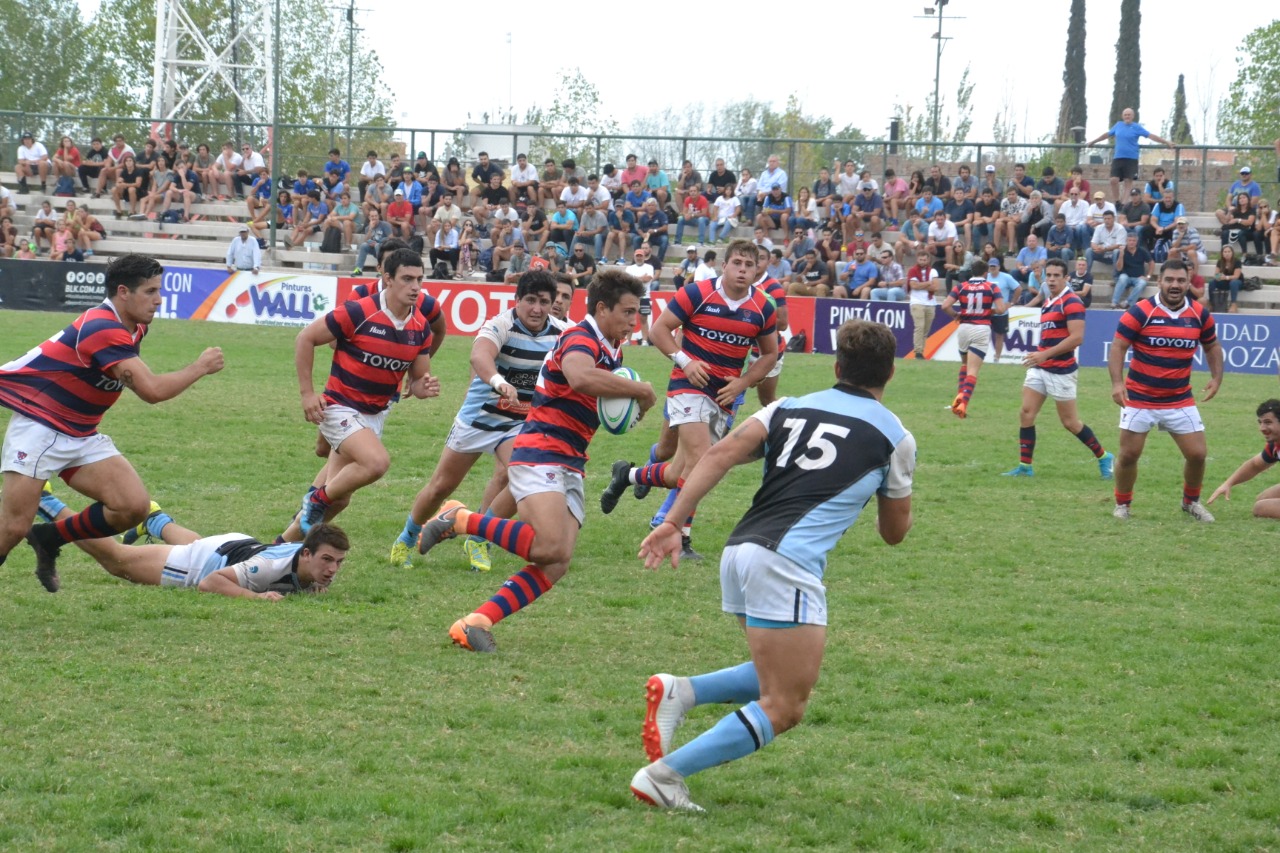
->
(79, 0, 1273, 146)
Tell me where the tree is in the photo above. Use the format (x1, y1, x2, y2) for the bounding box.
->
(522, 69, 620, 169)
(1217, 20, 1280, 146)
(891, 65, 976, 163)
(1108, 0, 1141, 126)
(1054, 0, 1087, 143)
(0, 0, 94, 115)
(1165, 74, 1194, 145)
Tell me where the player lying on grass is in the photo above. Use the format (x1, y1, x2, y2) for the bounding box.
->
(37, 489, 348, 598)
(416, 270, 656, 653)
(389, 270, 565, 571)
(629, 318, 914, 812)
(1207, 399, 1280, 520)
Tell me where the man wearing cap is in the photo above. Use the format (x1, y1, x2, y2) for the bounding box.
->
(1120, 188, 1153, 248)
(386, 188, 415, 240)
(673, 247, 702, 289)
(226, 225, 262, 274)
(853, 183, 885, 234)
(1168, 216, 1207, 268)
(986, 256, 1020, 360)
(15, 133, 50, 194)
(1085, 107, 1174, 201)
(981, 164, 1001, 197)
(1229, 167, 1261, 208)
(1086, 191, 1117, 230)
(1086, 210, 1126, 275)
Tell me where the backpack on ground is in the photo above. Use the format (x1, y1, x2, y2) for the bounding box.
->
(1152, 238, 1169, 263)
(785, 329, 807, 353)
(54, 176, 76, 196)
(319, 225, 343, 254)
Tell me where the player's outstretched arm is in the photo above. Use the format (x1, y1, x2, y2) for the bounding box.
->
(639, 418, 767, 570)
(109, 348, 223, 404)
(1207, 454, 1270, 504)
(470, 338, 518, 404)
(197, 567, 283, 600)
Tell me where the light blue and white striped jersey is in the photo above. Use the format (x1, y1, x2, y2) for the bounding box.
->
(726, 386, 915, 579)
(160, 533, 305, 592)
(456, 310, 566, 432)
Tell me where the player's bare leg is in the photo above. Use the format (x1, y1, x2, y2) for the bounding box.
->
(1112, 428, 1147, 516)
(952, 351, 985, 418)
(1253, 483, 1280, 519)
(392, 445, 482, 567)
(1170, 430, 1212, 520)
(755, 374, 780, 407)
(290, 429, 387, 541)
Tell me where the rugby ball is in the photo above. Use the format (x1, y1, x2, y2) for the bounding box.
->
(597, 367, 641, 435)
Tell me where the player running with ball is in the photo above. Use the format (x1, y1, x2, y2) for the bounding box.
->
(417, 270, 656, 653)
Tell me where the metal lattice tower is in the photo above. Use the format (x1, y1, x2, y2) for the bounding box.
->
(150, 0, 275, 124)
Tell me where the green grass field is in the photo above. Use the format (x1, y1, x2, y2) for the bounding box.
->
(1, 310, 1278, 851)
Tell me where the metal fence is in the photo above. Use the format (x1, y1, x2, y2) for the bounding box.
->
(2, 110, 1276, 212)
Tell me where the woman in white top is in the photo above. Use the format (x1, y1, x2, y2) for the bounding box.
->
(709, 184, 741, 243)
(792, 186, 820, 233)
(736, 167, 758, 224)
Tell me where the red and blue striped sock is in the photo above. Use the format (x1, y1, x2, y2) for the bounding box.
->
(1074, 424, 1105, 457)
(475, 565, 554, 625)
(957, 365, 968, 393)
(631, 462, 670, 487)
(466, 513, 535, 560)
(1182, 484, 1202, 506)
(1115, 490, 1134, 506)
(53, 502, 121, 543)
(1018, 426, 1036, 465)
(960, 375, 977, 402)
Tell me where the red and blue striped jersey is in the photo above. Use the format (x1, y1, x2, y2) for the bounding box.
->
(0, 301, 146, 437)
(351, 279, 442, 326)
(322, 291, 433, 414)
(510, 317, 622, 473)
(947, 277, 1001, 326)
(1037, 290, 1086, 374)
(1115, 297, 1216, 409)
(666, 278, 776, 411)
(1261, 441, 1278, 465)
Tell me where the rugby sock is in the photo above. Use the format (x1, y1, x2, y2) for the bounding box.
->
(53, 502, 121, 543)
(630, 462, 670, 487)
(1019, 426, 1036, 465)
(957, 365, 968, 393)
(960, 375, 977, 402)
(311, 486, 333, 509)
(664, 701, 775, 778)
(1074, 424, 1105, 458)
(648, 443, 661, 465)
(467, 510, 496, 545)
(689, 662, 760, 705)
(144, 510, 174, 539)
(1115, 490, 1134, 506)
(397, 514, 423, 547)
(1182, 484, 1202, 506)
(474, 565, 554, 625)
(466, 513, 535, 560)
(652, 487, 680, 527)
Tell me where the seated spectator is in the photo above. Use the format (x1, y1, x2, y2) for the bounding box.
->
(894, 209, 927, 264)
(441, 158, 468, 200)
(236, 142, 266, 196)
(836, 246, 878, 299)
(944, 186, 974, 249)
(694, 250, 717, 281)
(323, 148, 351, 185)
(1218, 192, 1264, 257)
(468, 152, 503, 206)
(792, 186, 820, 232)
(836, 161, 861, 205)
(73, 206, 105, 257)
(206, 141, 240, 200)
(926, 210, 959, 268)
(624, 181, 652, 216)
(816, 226, 842, 265)
(952, 164, 978, 201)
(328, 191, 361, 248)
(736, 167, 758, 222)
(291, 170, 320, 206)
(1229, 166, 1261, 207)
(363, 174, 392, 220)
(501, 242, 532, 284)
(1119, 188, 1153, 248)
(1086, 209, 1126, 273)
(321, 170, 347, 204)
(672, 247, 700, 287)
(416, 175, 444, 225)
(997, 187, 1026, 254)
(1007, 163, 1035, 198)
(1258, 199, 1279, 263)
(1209, 244, 1245, 312)
(385, 188, 415, 240)
(905, 168, 927, 208)
(1168, 216, 1207, 267)
(1112, 232, 1154, 309)
(871, 249, 907, 301)
(1086, 190, 1117, 229)
(431, 219, 462, 276)
(979, 164, 1000, 198)
(765, 249, 790, 282)
(709, 184, 740, 243)
(411, 152, 438, 182)
(1150, 195, 1185, 245)
(559, 176, 589, 211)
(1028, 255, 1095, 309)
(923, 164, 950, 197)
(357, 150, 385, 198)
(50, 220, 83, 262)
(426, 191, 462, 242)
(1063, 165, 1091, 199)
(164, 158, 202, 222)
(882, 167, 909, 225)
(704, 159, 736, 204)
(1035, 166, 1065, 204)
(1013, 233, 1048, 285)
(111, 154, 147, 218)
(971, 186, 999, 251)
(523, 203, 549, 253)
(756, 185, 792, 235)
(783, 227, 814, 263)
(15, 133, 50, 193)
(633, 198, 670, 264)
(1017, 190, 1054, 246)
(588, 173, 615, 211)
(575, 200, 609, 258)
(488, 219, 523, 271)
(600, 162, 623, 199)
(548, 199, 578, 248)
(137, 155, 174, 219)
(851, 183, 885, 236)
(1142, 167, 1174, 206)
(565, 242, 597, 288)
(914, 187, 944, 221)
(1057, 186, 1091, 252)
(751, 226, 773, 253)
(539, 158, 564, 205)
(645, 159, 671, 207)
(249, 188, 291, 244)
(51, 136, 81, 186)
(602, 204, 633, 264)
(79, 137, 109, 195)
(0, 215, 17, 257)
(1045, 214, 1074, 261)
(788, 248, 831, 297)
(674, 188, 709, 245)
(509, 153, 539, 206)
(290, 189, 330, 247)
(673, 160, 702, 211)
(811, 168, 836, 211)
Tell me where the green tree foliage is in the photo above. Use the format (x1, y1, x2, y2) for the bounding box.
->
(522, 69, 620, 168)
(1166, 74, 1194, 145)
(1108, 0, 1142, 126)
(1055, 0, 1087, 143)
(0, 0, 94, 144)
(891, 65, 975, 162)
(1217, 19, 1280, 146)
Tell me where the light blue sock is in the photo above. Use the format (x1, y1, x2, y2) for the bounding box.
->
(664, 700, 775, 778)
(145, 511, 174, 539)
(647, 443, 660, 464)
(652, 487, 680, 527)
(397, 514, 422, 547)
(690, 662, 760, 705)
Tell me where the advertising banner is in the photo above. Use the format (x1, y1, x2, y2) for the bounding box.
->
(0, 258, 107, 312)
(1080, 308, 1280, 375)
(189, 272, 339, 328)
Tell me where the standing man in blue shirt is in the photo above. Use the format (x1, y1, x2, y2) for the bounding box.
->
(986, 257, 1019, 361)
(1086, 108, 1173, 202)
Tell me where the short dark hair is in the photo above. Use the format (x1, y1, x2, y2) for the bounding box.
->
(376, 238, 409, 269)
(586, 269, 645, 315)
(516, 269, 558, 301)
(303, 523, 349, 556)
(703, 250, 717, 262)
(1257, 399, 1280, 420)
(329, 148, 340, 156)
(970, 259, 990, 278)
(383, 248, 424, 278)
(477, 151, 488, 157)
(106, 254, 164, 294)
(1159, 259, 1189, 277)
(1045, 258, 1069, 276)
(835, 320, 895, 390)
